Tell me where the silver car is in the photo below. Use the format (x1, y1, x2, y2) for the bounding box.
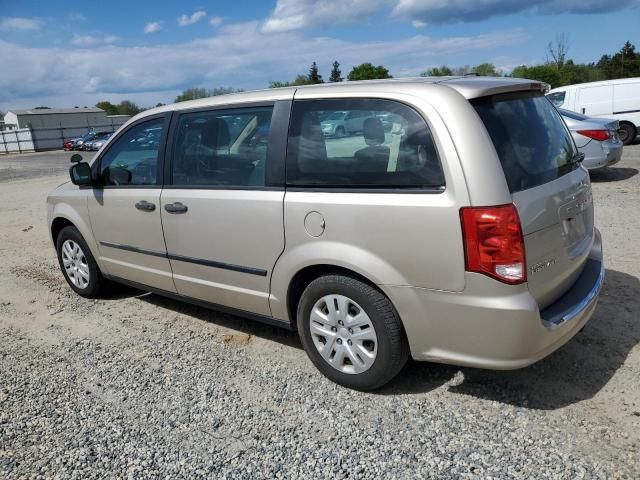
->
(320, 110, 374, 137)
(559, 108, 623, 170)
(84, 132, 113, 151)
(48, 77, 603, 390)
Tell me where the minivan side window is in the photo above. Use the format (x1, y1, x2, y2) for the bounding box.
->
(99, 117, 165, 186)
(171, 106, 273, 187)
(286, 99, 445, 189)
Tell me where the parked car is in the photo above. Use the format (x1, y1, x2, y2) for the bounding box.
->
(548, 78, 640, 144)
(83, 132, 113, 151)
(320, 110, 374, 137)
(63, 137, 80, 151)
(559, 108, 623, 170)
(49, 78, 603, 391)
(78, 131, 112, 151)
(70, 131, 98, 151)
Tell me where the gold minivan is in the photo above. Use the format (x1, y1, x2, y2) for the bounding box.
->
(48, 78, 604, 390)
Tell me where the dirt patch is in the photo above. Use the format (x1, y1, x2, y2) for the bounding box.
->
(223, 333, 253, 346)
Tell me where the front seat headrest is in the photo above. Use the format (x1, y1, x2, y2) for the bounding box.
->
(202, 118, 230, 149)
(363, 117, 385, 146)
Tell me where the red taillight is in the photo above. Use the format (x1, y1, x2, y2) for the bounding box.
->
(576, 129, 610, 142)
(460, 204, 526, 285)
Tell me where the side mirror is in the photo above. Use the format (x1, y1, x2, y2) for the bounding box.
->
(70, 153, 83, 163)
(69, 162, 92, 186)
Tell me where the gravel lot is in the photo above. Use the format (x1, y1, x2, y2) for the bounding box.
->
(1, 147, 639, 479)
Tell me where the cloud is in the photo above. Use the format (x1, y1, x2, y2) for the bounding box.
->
(262, 0, 640, 31)
(178, 10, 207, 27)
(144, 21, 163, 34)
(0, 23, 527, 110)
(0, 17, 42, 31)
(392, 0, 640, 24)
(262, 0, 387, 32)
(71, 34, 118, 47)
(69, 13, 87, 22)
(209, 16, 224, 27)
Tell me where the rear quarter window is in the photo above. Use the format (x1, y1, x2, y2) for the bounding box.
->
(286, 98, 445, 190)
(472, 92, 579, 193)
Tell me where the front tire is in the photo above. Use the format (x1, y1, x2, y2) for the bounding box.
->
(619, 123, 637, 145)
(55, 226, 106, 298)
(297, 275, 409, 391)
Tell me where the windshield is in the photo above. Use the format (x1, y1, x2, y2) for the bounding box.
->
(547, 91, 566, 107)
(472, 91, 578, 193)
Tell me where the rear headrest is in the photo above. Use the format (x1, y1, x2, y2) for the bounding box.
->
(202, 118, 230, 149)
(298, 112, 327, 168)
(363, 117, 385, 146)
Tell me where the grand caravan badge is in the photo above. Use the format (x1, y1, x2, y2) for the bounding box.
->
(530, 259, 557, 274)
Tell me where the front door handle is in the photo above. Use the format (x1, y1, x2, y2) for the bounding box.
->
(135, 200, 156, 211)
(164, 202, 188, 214)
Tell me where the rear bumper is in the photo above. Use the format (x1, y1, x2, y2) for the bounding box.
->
(385, 229, 603, 369)
(583, 140, 623, 170)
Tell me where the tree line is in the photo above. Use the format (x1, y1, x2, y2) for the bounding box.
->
(422, 39, 640, 89)
(268, 61, 391, 87)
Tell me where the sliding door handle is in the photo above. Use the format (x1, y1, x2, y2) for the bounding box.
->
(135, 200, 156, 211)
(164, 202, 188, 214)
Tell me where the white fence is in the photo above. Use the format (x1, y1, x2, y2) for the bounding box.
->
(0, 128, 35, 154)
(0, 117, 130, 154)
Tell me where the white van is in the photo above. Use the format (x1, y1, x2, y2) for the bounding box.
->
(547, 78, 640, 144)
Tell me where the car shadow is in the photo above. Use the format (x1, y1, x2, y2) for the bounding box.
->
(589, 167, 638, 183)
(128, 288, 303, 350)
(378, 268, 639, 410)
(106, 269, 637, 409)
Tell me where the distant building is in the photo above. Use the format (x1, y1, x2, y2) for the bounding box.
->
(3, 107, 109, 130)
(1, 108, 131, 151)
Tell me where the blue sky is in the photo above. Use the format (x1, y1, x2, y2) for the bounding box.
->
(1, 0, 639, 111)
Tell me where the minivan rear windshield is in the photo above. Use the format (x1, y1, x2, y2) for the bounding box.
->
(472, 91, 579, 193)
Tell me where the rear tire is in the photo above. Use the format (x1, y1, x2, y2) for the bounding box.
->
(619, 123, 637, 145)
(55, 226, 107, 298)
(297, 274, 409, 391)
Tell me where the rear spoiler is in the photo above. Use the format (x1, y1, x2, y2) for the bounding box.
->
(439, 77, 551, 99)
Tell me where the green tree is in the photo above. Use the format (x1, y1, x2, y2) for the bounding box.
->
(329, 61, 342, 82)
(33, 106, 51, 109)
(175, 87, 242, 102)
(608, 41, 640, 78)
(559, 60, 605, 85)
(269, 74, 314, 88)
(95, 101, 119, 115)
(269, 80, 292, 88)
(155, 102, 165, 108)
(308, 62, 323, 84)
(175, 88, 210, 103)
(347, 63, 392, 81)
(117, 100, 143, 116)
(472, 63, 500, 76)
(421, 65, 453, 76)
(511, 64, 562, 88)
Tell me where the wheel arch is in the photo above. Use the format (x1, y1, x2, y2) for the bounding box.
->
(285, 264, 397, 331)
(49, 204, 101, 266)
(51, 217, 75, 244)
(619, 121, 638, 144)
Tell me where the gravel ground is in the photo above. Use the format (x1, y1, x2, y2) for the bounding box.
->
(1, 146, 639, 479)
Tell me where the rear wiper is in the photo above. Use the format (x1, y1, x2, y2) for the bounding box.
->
(571, 152, 585, 164)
